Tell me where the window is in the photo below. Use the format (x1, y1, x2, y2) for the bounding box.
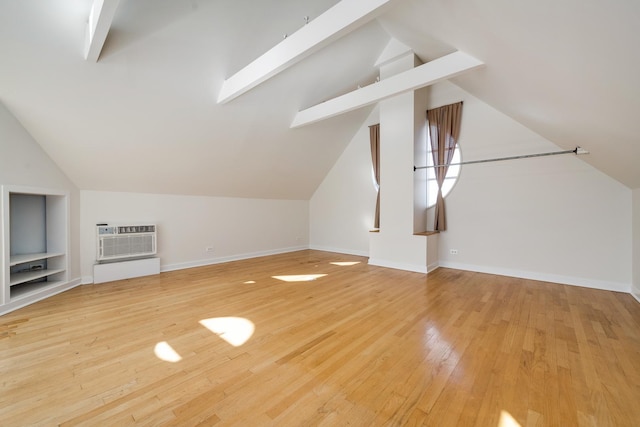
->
(426, 140, 461, 208)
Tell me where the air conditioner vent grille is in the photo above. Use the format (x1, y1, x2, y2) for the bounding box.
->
(117, 225, 155, 234)
(96, 224, 157, 262)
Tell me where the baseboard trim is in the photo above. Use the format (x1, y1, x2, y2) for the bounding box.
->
(632, 291, 640, 304)
(438, 261, 630, 293)
(427, 261, 440, 273)
(308, 245, 369, 257)
(368, 258, 428, 274)
(161, 246, 309, 273)
(81, 247, 311, 282)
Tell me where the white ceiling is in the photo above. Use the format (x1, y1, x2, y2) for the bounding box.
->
(1, 0, 639, 199)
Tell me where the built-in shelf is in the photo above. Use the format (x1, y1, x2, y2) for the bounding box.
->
(10, 280, 66, 301)
(2, 185, 70, 312)
(9, 252, 65, 267)
(10, 269, 66, 287)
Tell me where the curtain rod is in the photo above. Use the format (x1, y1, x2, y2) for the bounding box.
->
(413, 146, 589, 171)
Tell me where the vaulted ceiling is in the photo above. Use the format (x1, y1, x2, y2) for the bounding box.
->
(1, 0, 639, 199)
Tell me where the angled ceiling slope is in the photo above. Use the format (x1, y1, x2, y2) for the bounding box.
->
(379, 0, 640, 189)
(3, 0, 638, 200)
(0, 0, 392, 199)
(217, 0, 397, 104)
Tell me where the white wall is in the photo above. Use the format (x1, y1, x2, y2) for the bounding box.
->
(309, 81, 633, 292)
(0, 102, 81, 282)
(633, 189, 640, 300)
(430, 82, 631, 291)
(309, 108, 379, 256)
(80, 191, 309, 282)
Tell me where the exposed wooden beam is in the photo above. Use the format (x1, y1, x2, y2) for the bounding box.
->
(84, 0, 120, 62)
(290, 51, 484, 128)
(217, 0, 397, 104)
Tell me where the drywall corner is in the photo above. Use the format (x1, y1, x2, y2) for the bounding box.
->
(633, 188, 640, 302)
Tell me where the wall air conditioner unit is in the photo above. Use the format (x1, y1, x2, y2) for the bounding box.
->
(96, 225, 157, 262)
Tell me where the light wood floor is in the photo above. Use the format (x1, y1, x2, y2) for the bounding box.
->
(1, 250, 639, 426)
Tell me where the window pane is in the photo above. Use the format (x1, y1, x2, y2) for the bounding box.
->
(426, 143, 461, 208)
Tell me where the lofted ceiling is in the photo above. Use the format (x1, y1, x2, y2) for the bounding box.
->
(1, 0, 639, 201)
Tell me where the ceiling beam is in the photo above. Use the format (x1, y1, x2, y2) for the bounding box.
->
(84, 0, 120, 62)
(290, 51, 484, 128)
(217, 0, 397, 104)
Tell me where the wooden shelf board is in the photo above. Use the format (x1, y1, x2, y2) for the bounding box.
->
(413, 231, 440, 236)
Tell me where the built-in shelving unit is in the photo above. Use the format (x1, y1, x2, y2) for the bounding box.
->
(10, 267, 65, 287)
(1, 185, 71, 313)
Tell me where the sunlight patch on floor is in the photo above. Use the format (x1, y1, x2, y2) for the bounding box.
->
(498, 410, 522, 427)
(330, 261, 360, 266)
(154, 341, 182, 362)
(272, 274, 327, 282)
(199, 317, 255, 347)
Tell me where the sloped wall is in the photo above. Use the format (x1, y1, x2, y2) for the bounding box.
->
(431, 82, 631, 291)
(309, 107, 379, 256)
(309, 81, 632, 291)
(0, 102, 81, 282)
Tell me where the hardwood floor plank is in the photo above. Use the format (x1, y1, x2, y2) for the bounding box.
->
(1, 250, 639, 426)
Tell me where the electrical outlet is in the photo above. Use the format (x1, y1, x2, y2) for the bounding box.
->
(205, 246, 214, 253)
(450, 249, 459, 255)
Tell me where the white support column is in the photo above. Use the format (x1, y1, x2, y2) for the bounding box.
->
(368, 52, 430, 273)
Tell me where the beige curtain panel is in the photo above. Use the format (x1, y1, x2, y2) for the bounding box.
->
(427, 102, 463, 231)
(369, 123, 380, 229)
